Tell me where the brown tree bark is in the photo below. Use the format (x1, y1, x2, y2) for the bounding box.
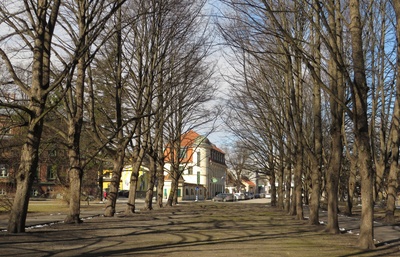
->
(64, 0, 87, 224)
(344, 154, 358, 216)
(308, 0, 323, 226)
(7, 0, 61, 233)
(104, 152, 126, 217)
(167, 168, 180, 207)
(384, 0, 400, 224)
(349, 0, 375, 249)
(125, 145, 145, 215)
(277, 155, 285, 210)
(156, 158, 165, 208)
(293, 152, 303, 220)
(144, 155, 156, 210)
(323, 0, 346, 234)
(103, 1, 129, 217)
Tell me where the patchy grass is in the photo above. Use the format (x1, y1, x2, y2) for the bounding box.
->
(27, 200, 105, 215)
(0, 195, 13, 213)
(0, 200, 103, 215)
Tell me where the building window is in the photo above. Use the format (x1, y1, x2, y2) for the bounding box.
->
(179, 148, 187, 159)
(48, 149, 57, 157)
(103, 171, 112, 179)
(0, 188, 6, 195)
(0, 164, 8, 177)
(188, 166, 193, 175)
(47, 165, 56, 180)
(186, 188, 189, 195)
(197, 152, 201, 166)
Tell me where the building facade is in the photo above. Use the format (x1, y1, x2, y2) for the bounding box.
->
(164, 130, 227, 200)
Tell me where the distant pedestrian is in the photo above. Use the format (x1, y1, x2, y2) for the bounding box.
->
(103, 190, 107, 202)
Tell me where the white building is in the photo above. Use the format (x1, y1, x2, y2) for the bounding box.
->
(164, 130, 227, 200)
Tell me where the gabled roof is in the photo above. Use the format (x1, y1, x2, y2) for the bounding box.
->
(242, 178, 256, 187)
(181, 130, 202, 147)
(182, 130, 226, 153)
(212, 144, 225, 154)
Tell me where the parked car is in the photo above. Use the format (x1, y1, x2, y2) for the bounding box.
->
(234, 193, 245, 201)
(212, 193, 234, 202)
(118, 190, 129, 198)
(245, 192, 254, 199)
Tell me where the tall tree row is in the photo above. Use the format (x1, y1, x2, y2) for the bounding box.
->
(386, 0, 400, 225)
(0, 0, 128, 232)
(1, 0, 216, 232)
(218, 0, 398, 249)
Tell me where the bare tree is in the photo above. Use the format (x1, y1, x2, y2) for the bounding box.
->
(225, 143, 251, 193)
(88, 18, 134, 217)
(385, 0, 400, 224)
(217, 0, 389, 248)
(308, 0, 323, 226)
(51, 0, 122, 224)
(348, 0, 375, 249)
(0, 0, 128, 232)
(1, 0, 63, 233)
(323, 0, 345, 234)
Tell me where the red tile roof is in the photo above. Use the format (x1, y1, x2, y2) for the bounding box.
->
(181, 130, 201, 147)
(242, 179, 256, 187)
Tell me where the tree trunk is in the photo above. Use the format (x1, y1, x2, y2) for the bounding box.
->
(156, 159, 165, 208)
(324, 0, 344, 233)
(125, 146, 145, 215)
(284, 60, 292, 215)
(8, 123, 42, 233)
(384, 0, 400, 224)
(64, 7, 86, 222)
(104, 154, 124, 217)
(270, 168, 277, 207)
(325, 133, 341, 234)
(385, 141, 399, 224)
(104, 2, 125, 218)
(293, 149, 304, 220)
(349, 0, 375, 249)
(344, 157, 357, 216)
(309, 156, 321, 225)
(144, 155, 156, 210)
(7, 0, 61, 233)
(284, 162, 292, 213)
(277, 163, 284, 209)
(167, 168, 179, 207)
(308, 0, 322, 225)
(291, 47, 303, 219)
(65, 168, 82, 224)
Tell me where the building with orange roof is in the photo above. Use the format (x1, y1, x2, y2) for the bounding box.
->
(164, 130, 227, 200)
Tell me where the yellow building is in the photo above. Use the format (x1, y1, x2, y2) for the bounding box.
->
(102, 165, 148, 193)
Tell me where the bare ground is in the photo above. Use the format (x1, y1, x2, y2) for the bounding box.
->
(1, 200, 400, 256)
